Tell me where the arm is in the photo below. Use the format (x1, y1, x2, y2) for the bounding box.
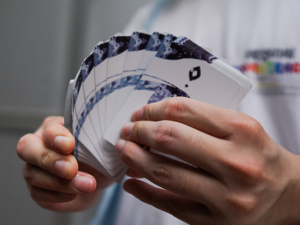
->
(17, 116, 113, 212)
(116, 97, 300, 224)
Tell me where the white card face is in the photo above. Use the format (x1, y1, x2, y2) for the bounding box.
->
(74, 82, 126, 177)
(76, 141, 109, 178)
(73, 103, 107, 171)
(94, 41, 109, 135)
(112, 31, 151, 118)
(105, 35, 130, 131)
(145, 57, 239, 107)
(91, 43, 117, 168)
(135, 32, 166, 90)
(72, 53, 98, 156)
(71, 42, 126, 178)
(93, 40, 132, 176)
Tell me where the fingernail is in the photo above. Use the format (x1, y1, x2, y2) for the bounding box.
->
(121, 122, 134, 138)
(55, 160, 71, 177)
(116, 139, 126, 155)
(54, 136, 70, 151)
(72, 175, 93, 193)
(132, 108, 144, 121)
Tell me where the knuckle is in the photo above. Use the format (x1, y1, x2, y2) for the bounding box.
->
(243, 164, 265, 184)
(226, 192, 257, 215)
(232, 117, 264, 137)
(16, 135, 26, 158)
(133, 122, 145, 142)
(179, 176, 188, 195)
(40, 150, 53, 170)
(223, 158, 265, 185)
(42, 117, 54, 128)
(16, 134, 32, 159)
(145, 104, 155, 121)
(153, 122, 173, 147)
(121, 142, 136, 166)
(164, 98, 185, 120)
(44, 126, 55, 142)
(42, 117, 63, 137)
(151, 163, 172, 184)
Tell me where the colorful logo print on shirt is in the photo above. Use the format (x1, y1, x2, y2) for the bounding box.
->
(236, 48, 300, 76)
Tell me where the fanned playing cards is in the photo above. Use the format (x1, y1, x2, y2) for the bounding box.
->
(64, 31, 252, 183)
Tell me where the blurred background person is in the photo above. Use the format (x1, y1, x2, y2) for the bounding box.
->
(7, 0, 300, 224)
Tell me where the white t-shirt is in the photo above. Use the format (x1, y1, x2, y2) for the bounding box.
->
(92, 1, 300, 224)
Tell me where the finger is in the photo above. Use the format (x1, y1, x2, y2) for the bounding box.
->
(42, 119, 75, 154)
(117, 140, 225, 207)
(23, 164, 96, 195)
(120, 120, 228, 174)
(127, 168, 143, 178)
(132, 97, 241, 138)
(124, 179, 214, 225)
(17, 134, 78, 179)
(35, 116, 64, 137)
(29, 186, 76, 203)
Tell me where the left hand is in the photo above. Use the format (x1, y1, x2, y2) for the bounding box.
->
(116, 97, 300, 225)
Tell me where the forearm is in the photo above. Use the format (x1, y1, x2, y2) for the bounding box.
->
(266, 150, 300, 224)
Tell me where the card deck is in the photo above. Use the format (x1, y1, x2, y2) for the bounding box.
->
(65, 32, 252, 183)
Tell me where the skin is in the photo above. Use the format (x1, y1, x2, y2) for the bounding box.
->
(17, 98, 300, 224)
(16, 117, 112, 212)
(116, 98, 300, 225)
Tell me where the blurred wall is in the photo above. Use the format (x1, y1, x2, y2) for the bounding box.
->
(0, 0, 151, 224)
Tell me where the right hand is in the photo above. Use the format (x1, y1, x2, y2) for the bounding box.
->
(16, 116, 113, 212)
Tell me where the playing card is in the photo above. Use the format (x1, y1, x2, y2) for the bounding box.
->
(111, 32, 166, 118)
(71, 42, 127, 181)
(112, 31, 151, 118)
(66, 31, 252, 183)
(105, 34, 130, 130)
(95, 34, 131, 177)
(104, 36, 242, 146)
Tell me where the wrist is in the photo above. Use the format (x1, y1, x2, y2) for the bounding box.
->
(269, 149, 300, 224)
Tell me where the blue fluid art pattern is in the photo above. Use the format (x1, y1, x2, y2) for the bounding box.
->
(145, 32, 165, 51)
(94, 42, 108, 67)
(128, 32, 150, 52)
(156, 34, 177, 59)
(108, 36, 130, 58)
(174, 37, 217, 63)
(155, 36, 218, 63)
(73, 53, 94, 104)
(135, 79, 189, 104)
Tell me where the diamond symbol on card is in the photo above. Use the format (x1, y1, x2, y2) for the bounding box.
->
(189, 66, 201, 81)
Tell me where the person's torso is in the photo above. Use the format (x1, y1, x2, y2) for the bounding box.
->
(113, 1, 300, 224)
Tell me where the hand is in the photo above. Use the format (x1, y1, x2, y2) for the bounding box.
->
(116, 97, 300, 224)
(17, 116, 112, 212)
